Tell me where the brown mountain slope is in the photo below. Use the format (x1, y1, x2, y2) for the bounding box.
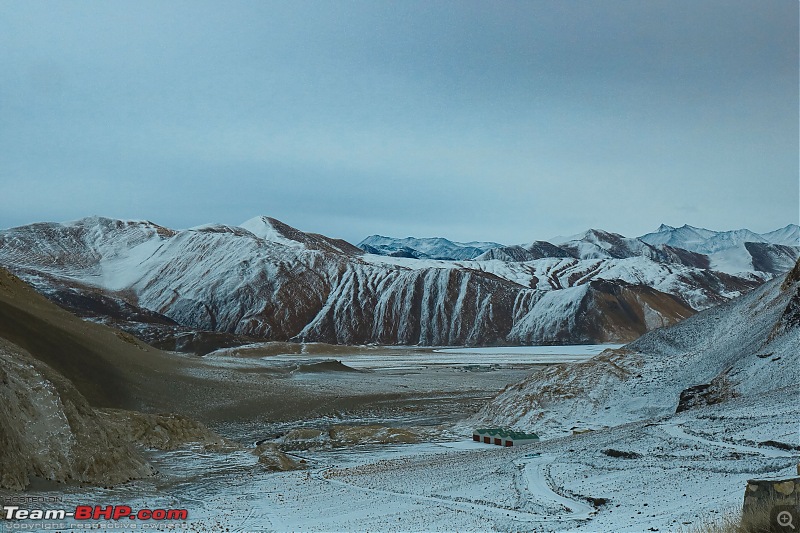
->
(0, 279, 255, 490)
(0, 268, 184, 410)
(581, 279, 696, 342)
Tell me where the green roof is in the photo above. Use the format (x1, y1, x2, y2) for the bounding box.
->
(474, 428, 539, 440)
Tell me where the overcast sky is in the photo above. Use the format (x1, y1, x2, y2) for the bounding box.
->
(1, 1, 797, 244)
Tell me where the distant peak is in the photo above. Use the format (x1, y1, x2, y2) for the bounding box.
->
(240, 215, 281, 227)
(238, 215, 306, 246)
(239, 215, 298, 232)
(656, 224, 675, 232)
(580, 228, 627, 241)
(778, 223, 800, 231)
(69, 215, 143, 226)
(679, 223, 713, 232)
(63, 216, 172, 234)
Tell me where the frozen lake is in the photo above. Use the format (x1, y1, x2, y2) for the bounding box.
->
(235, 343, 624, 370)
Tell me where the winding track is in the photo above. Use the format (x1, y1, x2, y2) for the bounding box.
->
(307, 447, 597, 524)
(661, 423, 797, 459)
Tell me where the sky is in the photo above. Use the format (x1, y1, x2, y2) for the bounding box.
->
(0, 0, 797, 245)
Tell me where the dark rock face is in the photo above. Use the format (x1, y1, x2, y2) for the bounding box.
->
(676, 372, 737, 413)
(745, 242, 800, 275)
(581, 280, 695, 343)
(479, 242, 574, 262)
(659, 245, 710, 269)
(771, 259, 800, 340)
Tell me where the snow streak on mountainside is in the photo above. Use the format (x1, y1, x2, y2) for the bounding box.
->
(474, 259, 800, 436)
(0, 217, 792, 347)
(361, 254, 758, 311)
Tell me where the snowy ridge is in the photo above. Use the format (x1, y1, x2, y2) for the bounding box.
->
(641, 223, 800, 249)
(640, 223, 800, 274)
(358, 235, 500, 260)
(364, 254, 761, 310)
(761, 223, 800, 246)
(240, 216, 363, 255)
(471, 224, 798, 276)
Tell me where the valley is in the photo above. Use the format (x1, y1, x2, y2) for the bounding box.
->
(0, 220, 797, 532)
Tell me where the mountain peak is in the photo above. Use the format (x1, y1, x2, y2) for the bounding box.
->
(239, 216, 361, 255)
(761, 224, 800, 246)
(239, 216, 306, 247)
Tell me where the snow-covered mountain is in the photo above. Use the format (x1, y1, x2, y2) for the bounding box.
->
(358, 235, 501, 260)
(641, 223, 800, 249)
(546, 228, 717, 270)
(638, 223, 719, 249)
(0, 216, 789, 348)
(473, 259, 800, 436)
(639, 223, 799, 274)
(476, 241, 573, 262)
(552, 229, 657, 260)
(761, 223, 800, 246)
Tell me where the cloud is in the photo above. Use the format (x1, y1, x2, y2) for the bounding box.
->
(0, 1, 796, 242)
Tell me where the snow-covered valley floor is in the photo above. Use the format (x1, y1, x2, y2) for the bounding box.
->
(193, 344, 617, 439)
(3, 348, 797, 532)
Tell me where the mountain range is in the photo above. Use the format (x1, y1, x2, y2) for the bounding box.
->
(361, 223, 799, 274)
(0, 216, 796, 350)
(358, 235, 501, 260)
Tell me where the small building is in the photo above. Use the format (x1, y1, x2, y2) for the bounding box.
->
(472, 428, 539, 447)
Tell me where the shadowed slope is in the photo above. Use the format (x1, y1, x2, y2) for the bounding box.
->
(0, 268, 178, 408)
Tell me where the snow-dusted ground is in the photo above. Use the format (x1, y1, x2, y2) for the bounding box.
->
(7, 385, 797, 532)
(189, 346, 612, 437)
(360, 253, 765, 308)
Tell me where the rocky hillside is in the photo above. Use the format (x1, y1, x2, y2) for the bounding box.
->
(0, 267, 298, 489)
(473, 259, 800, 437)
(0, 337, 155, 490)
(0, 217, 789, 347)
